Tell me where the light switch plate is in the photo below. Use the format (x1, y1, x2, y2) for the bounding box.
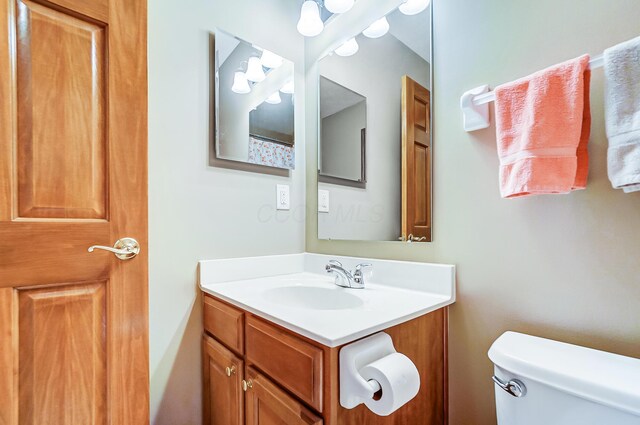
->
(276, 184, 290, 210)
(318, 190, 329, 213)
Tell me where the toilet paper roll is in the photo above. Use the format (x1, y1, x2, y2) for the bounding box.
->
(359, 352, 421, 416)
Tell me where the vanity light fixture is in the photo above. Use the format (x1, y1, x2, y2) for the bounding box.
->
(399, 0, 430, 15)
(231, 71, 251, 94)
(280, 79, 295, 94)
(261, 49, 284, 69)
(324, 0, 354, 14)
(362, 17, 389, 39)
(334, 37, 359, 57)
(265, 91, 282, 105)
(297, 0, 324, 37)
(245, 56, 266, 83)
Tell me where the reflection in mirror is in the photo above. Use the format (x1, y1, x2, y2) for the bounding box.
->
(213, 29, 295, 170)
(317, 4, 432, 242)
(319, 77, 366, 186)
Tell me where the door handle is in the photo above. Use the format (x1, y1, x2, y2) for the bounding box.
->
(88, 237, 140, 260)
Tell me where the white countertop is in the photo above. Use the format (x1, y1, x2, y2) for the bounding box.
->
(199, 254, 455, 347)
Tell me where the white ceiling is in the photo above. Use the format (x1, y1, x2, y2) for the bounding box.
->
(216, 30, 241, 67)
(386, 6, 431, 63)
(319, 77, 366, 119)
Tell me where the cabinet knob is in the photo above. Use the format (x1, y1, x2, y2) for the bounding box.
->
(225, 365, 236, 377)
(242, 379, 253, 392)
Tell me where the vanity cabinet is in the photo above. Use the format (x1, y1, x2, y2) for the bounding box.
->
(202, 293, 447, 425)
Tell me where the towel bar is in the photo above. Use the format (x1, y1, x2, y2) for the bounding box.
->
(461, 53, 604, 132)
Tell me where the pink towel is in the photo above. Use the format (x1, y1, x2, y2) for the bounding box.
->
(494, 55, 591, 198)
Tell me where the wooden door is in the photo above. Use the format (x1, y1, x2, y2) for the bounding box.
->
(0, 0, 148, 424)
(245, 367, 322, 425)
(401, 75, 432, 242)
(203, 336, 244, 425)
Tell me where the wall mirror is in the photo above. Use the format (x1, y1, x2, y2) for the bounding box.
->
(213, 29, 296, 170)
(319, 77, 367, 186)
(317, 3, 432, 242)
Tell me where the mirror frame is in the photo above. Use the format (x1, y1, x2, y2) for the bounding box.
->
(318, 77, 367, 189)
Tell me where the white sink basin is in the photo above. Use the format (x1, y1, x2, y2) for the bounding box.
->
(263, 285, 365, 310)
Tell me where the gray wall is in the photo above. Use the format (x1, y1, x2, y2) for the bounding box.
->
(148, 1, 305, 423)
(307, 1, 640, 424)
(317, 34, 430, 241)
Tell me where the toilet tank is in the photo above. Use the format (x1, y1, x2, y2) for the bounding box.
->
(488, 332, 640, 425)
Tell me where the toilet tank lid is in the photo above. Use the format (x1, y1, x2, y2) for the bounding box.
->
(488, 331, 640, 417)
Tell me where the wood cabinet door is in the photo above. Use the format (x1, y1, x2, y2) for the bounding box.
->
(401, 75, 432, 242)
(0, 0, 148, 424)
(203, 336, 244, 425)
(245, 367, 323, 425)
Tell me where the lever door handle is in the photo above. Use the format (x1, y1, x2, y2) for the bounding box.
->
(88, 237, 140, 260)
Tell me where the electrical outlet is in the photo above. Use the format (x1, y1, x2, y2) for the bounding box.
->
(276, 184, 290, 210)
(318, 190, 329, 213)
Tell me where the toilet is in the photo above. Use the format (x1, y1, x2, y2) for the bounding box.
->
(489, 331, 640, 425)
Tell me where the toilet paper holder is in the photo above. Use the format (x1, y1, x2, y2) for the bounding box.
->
(339, 332, 396, 409)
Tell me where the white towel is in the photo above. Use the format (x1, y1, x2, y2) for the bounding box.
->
(604, 36, 640, 192)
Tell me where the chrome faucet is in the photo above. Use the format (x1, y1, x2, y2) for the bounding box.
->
(325, 260, 372, 289)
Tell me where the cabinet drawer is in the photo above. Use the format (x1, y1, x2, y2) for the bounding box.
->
(245, 316, 323, 412)
(203, 295, 244, 354)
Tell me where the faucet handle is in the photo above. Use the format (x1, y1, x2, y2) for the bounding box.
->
(354, 263, 372, 273)
(352, 263, 372, 287)
(328, 259, 343, 268)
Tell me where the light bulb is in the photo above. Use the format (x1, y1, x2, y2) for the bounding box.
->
(245, 56, 266, 83)
(399, 0, 430, 16)
(265, 91, 282, 105)
(334, 38, 359, 57)
(324, 0, 354, 14)
(231, 71, 251, 94)
(362, 17, 389, 38)
(280, 80, 295, 94)
(261, 49, 283, 69)
(297, 1, 324, 37)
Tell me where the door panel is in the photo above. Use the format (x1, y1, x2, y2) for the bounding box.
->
(401, 75, 432, 242)
(0, 0, 148, 423)
(16, 0, 107, 219)
(245, 367, 322, 425)
(18, 283, 107, 425)
(46, 0, 109, 22)
(203, 335, 244, 425)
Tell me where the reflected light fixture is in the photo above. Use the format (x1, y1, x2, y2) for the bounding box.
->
(324, 0, 354, 14)
(265, 91, 282, 104)
(362, 17, 389, 38)
(245, 56, 266, 82)
(261, 49, 283, 69)
(280, 79, 295, 94)
(231, 71, 251, 94)
(399, 0, 430, 16)
(297, 0, 324, 37)
(334, 37, 359, 57)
